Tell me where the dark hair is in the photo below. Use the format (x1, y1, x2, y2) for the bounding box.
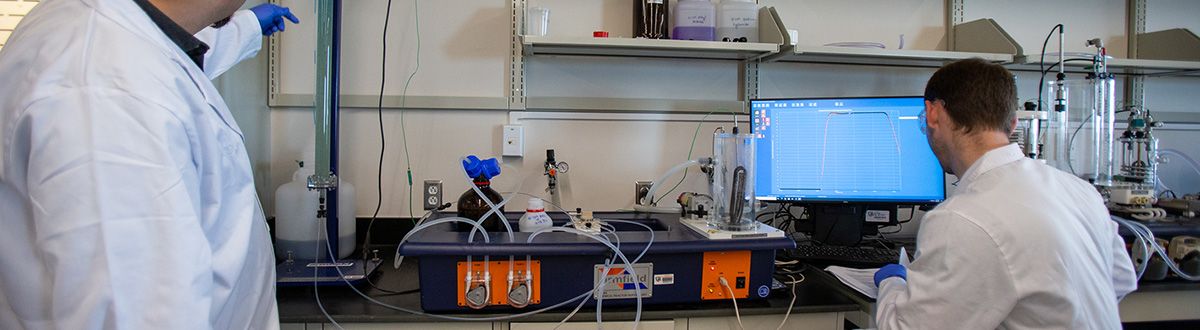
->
(923, 58, 1017, 134)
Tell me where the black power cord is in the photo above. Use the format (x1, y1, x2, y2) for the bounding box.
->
(360, 0, 394, 262)
(1037, 24, 1064, 112)
(356, 0, 406, 297)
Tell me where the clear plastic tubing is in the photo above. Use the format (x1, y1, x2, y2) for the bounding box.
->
(527, 227, 642, 328)
(529, 219, 655, 279)
(459, 157, 515, 241)
(1161, 149, 1200, 178)
(1113, 216, 1200, 281)
(356, 224, 653, 322)
(642, 158, 706, 205)
(393, 217, 490, 269)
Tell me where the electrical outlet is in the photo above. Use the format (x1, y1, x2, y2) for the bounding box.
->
(502, 125, 524, 157)
(423, 180, 443, 210)
(635, 181, 653, 206)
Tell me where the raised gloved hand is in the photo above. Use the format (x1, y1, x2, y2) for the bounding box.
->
(874, 264, 907, 287)
(250, 4, 300, 36)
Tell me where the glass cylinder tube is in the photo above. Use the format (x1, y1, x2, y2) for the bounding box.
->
(1044, 80, 1070, 172)
(709, 132, 758, 232)
(1093, 77, 1117, 186)
(1049, 78, 1116, 185)
(313, 0, 334, 183)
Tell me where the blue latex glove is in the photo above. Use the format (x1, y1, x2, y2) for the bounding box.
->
(873, 263, 907, 287)
(250, 4, 300, 36)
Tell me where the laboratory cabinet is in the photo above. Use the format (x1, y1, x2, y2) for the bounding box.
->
(282, 313, 847, 330)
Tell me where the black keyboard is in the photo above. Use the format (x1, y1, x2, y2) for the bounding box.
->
(788, 245, 909, 267)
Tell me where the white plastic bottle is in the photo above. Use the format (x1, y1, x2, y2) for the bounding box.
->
(274, 157, 357, 261)
(717, 0, 759, 43)
(672, 0, 716, 41)
(519, 198, 554, 232)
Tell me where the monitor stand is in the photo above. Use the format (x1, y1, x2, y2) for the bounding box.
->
(807, 204, 893, 246)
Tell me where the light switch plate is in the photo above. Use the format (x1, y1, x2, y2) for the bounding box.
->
(503, 125, 524, 157)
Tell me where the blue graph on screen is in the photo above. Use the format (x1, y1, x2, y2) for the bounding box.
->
(752, 97, 945, 203)
(820, 111, 902, 192)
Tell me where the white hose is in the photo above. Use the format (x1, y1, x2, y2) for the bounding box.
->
(460, 156, 516, 242)
(552, 220, 655, 329)
(642, 158, 708, 206)
(1125, 207, 1168, 221)
(528, 227, 643, 329)
(1112, 216, 1200, 281)
(555, 260, 613, 330)
(460, 157, 522, 297)
(593, 227, 620, 328)
(331, 215, 654, 324)
(328, 224, 643, 322)
(393, 217, 493, 304)
(1161, 149, 1200, 179)
(633, 204, 683, 213)
(393, 217, 490, 269)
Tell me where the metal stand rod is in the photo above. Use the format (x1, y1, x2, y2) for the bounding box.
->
(312, 0, 343, 260)
(326, 0, 342, 260)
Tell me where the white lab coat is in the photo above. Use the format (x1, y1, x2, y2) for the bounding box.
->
(0, 0, 277, 329)
(875, 144, 1137, 329)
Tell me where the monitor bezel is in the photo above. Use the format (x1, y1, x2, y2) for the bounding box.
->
(750, 96, 947, 205)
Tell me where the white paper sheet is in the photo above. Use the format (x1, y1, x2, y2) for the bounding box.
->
(824, 266, 880, 299)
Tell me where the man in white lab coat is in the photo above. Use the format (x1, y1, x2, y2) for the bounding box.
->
(872, 58, 1138, 329)
(0, 0, 297, 328)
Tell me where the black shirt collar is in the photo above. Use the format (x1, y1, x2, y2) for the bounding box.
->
(131, 0, 209, 70)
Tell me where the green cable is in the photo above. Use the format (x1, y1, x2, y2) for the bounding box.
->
(399, 0, 421, 220)
(652, 111, 715, 205)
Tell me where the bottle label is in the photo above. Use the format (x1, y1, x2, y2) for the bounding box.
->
(533, 213, 552, 226)
(730, 16, 757, 29)
(520, 212, 554, 231)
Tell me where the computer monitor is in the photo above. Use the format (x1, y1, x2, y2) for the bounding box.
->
(751, 96, 946, 245)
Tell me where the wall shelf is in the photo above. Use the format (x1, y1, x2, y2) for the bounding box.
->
(764, 45, 1014, 68)
(271, 94, 510, 110)
(521, 35, 778, 60)
(1010, 54, 1200, 77)
(525, 96, 743, 114)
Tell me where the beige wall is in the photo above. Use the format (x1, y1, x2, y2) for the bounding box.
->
(210, 0, 1200, 222)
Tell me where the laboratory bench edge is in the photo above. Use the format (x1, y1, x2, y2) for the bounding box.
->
(268, 216, 1200, 325)
(274, 252, 859, 324)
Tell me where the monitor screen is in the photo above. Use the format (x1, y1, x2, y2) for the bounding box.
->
(751, 96, 946, 203)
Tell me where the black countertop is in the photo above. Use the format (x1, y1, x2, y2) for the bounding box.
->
(277, 254, 861, 324)
(274, 214, 1200, 324)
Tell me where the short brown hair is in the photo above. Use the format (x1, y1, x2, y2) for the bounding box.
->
(923, 58, 1017, 133)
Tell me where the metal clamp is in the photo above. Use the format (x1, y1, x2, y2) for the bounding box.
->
(307, 173, 339, 190)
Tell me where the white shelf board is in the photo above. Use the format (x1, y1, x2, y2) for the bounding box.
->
(270, 94, 510, 110)
(1011, 54, 1200, 77)
(521, 35, 778, 60)
(766, 45, 1014, 67)
(525, 96, 745, 114)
